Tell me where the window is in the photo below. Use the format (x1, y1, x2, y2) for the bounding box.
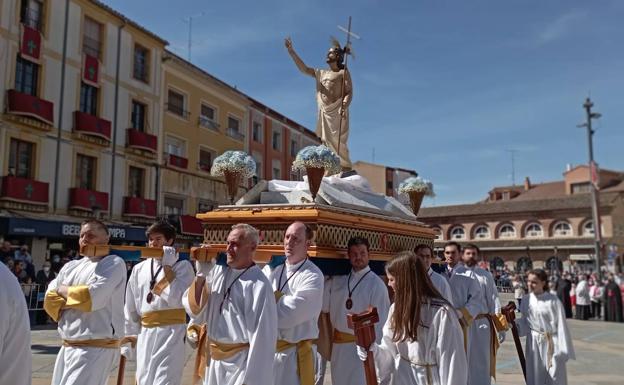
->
(199, 148, 216, 172)
(133, 44, 149, 82)
(15, 56, 39, 96)
(167, 90, 186, 117)
(571, 182, 591, 194)
(128, 167, 144, 198)
(252, 154, 263, 184)
(165, 136, 184, 157)
(272, 130, 281, 151)
(450, 226, 465, 240)
(226, 117, 243, 140)
(499, 224, 516, 238)
(8, 139, 34, 178)
(290, 139, 298, 157)
(198, 200, 213, 213)
(164, 196, 184, 215)
(553, 221, 573, 237)
(20, 0, 43, 31)
(199, 104, 218, 130)
(433, 227, 443, 241)
(582, 221, 594, 237)
(82, 17, 102, 58)
(502, 191, 510, 200)
(272, 167, 281, 180)
(131, 101, 146, 131)
(79, 82, 98, 115)
(272, 159, 281, 180)
(252, 121, 263, 142)
(525, 223, 543, 238)
(474, 225, 490, 239)
(75, 154, 96, 190)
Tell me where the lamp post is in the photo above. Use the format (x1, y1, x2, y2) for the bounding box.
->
(579, 98, 603, 280)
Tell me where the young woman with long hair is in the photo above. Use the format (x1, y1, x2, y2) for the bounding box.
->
(517, 269, 575, 385)
(357, 251, 467, 385)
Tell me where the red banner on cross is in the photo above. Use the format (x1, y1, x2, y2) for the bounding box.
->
(82, 54, 100, 87)
(20, 25, 41, 62)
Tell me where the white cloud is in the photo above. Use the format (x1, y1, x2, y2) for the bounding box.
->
(536, 10, 587, 46)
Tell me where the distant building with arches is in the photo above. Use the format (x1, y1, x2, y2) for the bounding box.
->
(419, 165, 624, 273)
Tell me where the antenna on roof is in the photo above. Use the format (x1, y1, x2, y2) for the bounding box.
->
(506, 149, 518, 185)
(183, 12, 206, 62)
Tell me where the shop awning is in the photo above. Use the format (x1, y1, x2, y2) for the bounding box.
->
(570, 254, 594, 261)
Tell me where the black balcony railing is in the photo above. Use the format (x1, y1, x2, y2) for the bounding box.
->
(166, 103, 190, 119)
(82, 36, 101, 59)
(226, 127, 245, 141)
(21, 8, 43, 32)
(198, 115, 220, 131)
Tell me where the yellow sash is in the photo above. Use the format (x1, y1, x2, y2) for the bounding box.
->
(332, 329, 356, 344)
(276, 339, 315, 385)
(475, 313, 500, 380)
(62, 338, 120, 349)
(209, 339, 250, 360)
(458, 307, 474, 352)
(188, 324, 208, 385)
(141, 308, 186, 328)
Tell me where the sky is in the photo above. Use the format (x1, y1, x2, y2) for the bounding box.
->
(103, 0, 624, 206)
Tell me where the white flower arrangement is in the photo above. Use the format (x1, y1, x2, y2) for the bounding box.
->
(210, 150, 256, 179)
(398, 176, 436, 197)
(292, 145, 341, 175)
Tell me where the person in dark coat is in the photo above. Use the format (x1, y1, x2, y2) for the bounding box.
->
(35, 261, 57, 325)
(554, 273, 573, 318)
(603, 274, 623, 323)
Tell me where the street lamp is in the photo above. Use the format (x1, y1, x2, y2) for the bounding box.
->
(578, 97, 603, 280)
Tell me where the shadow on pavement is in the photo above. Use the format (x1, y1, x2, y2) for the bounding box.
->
(32, 344, 60, 355)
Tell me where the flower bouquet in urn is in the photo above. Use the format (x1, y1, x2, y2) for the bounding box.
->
(292, 145, 341, 201)
(211, 151, 256, 204)
(398, 177, 435, 216)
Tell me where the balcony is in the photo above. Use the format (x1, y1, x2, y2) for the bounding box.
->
(166, 153, 189, 169)
(68, 188, 109, 212)
(226, 127, 245, 141)
(73, 111, 111, 142)
(6, 89, 54, 127)
(126, 129, 157, 154)
(198, 116, 220, 132)
(123, 196, 156, 219)
(0, 176, 49, 209)
(165, 103, 190, 119)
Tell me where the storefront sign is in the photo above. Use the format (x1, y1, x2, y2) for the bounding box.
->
(7, 218, 144, 242)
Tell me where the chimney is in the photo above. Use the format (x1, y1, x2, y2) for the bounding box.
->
(524, 177, 531, 191)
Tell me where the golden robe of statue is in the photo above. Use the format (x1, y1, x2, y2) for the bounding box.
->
(286, 38, 353, 169)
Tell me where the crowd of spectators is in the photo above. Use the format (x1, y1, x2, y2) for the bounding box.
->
(0, 241, 79, 325)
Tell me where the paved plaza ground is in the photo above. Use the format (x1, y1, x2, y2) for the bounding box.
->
(30, 314, 624, 385)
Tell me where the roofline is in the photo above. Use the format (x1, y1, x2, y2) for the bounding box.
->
(353, 160, 417, 174)
(89, 0, 168, 45)
(248, 98, 317, 140)
(164, 50, 249, 102)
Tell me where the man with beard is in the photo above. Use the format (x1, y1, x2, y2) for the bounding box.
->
(461, 244, 506, 385)
(604, 274, 623, 322)
(285, 37, 353, 170)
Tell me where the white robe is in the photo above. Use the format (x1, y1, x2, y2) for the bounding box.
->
(183, 264, 277, 385)
(428, 267, 454, 307)
(0, 262, 31, 385)
(324, 266, 391, 385)
(374, 301, 468, 385)
(125, 258, 195, 385)
(517, 293, 575, 385)
(48, 255, 127, 385)
(465, 266, 501, 385)
(263, 258, 324, 385)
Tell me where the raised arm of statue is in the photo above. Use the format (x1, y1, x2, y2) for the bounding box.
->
(285, 37, 315, 78)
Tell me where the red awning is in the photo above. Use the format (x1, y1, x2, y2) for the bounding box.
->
(180, 215, 203, 236)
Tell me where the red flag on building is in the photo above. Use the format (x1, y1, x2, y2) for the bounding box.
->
(82, 54, 100, 86)
(20, 25, 41, 62)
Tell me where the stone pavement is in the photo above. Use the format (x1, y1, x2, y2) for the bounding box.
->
(31, 318, 624, 385)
